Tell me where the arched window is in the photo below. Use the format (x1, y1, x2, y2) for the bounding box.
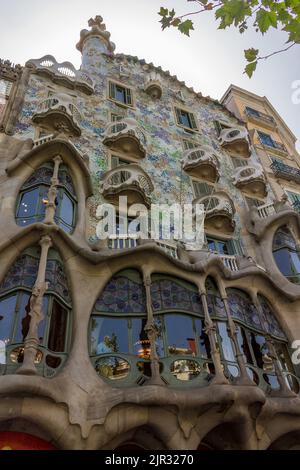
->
(89, 269, 149, 383)
(227, 288, 298, 392)
(16, 163, 77, 233)
(0, 247, 71, 377)
(272, 226, 300, 284)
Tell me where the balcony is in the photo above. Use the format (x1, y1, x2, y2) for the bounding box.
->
(103, 118, 147, 159)
(183, 145, 220, 182)
(233, 164, 267, 198)
(26, 55, 94, 94)
(271, 160, 300, 184)
(259, 138, 288, 157)
(101, 163, 153, 207)
(32, 94, 82, 137)
(219, 127, 251, 158)
(245, 107, 276, 130)
(194, 191, 235, 233)
(144, 72, 163, 99)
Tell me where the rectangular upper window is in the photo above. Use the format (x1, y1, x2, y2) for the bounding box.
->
(175, 107, 198, 131)
(192, 180, 214, 198)
(111, 154, 131, 169)
(245, 106, 260, 118)
(109, 81, 133, 107)
(182, 138, 199, 150)
(258, 131, 274, 147)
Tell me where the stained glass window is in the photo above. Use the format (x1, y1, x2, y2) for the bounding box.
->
(151, 277, 202, 314)
(93, 270, 146, 314)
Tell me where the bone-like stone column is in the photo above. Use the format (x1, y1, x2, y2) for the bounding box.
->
(222, 294, 256, 386)
(143, 273, 165, 386)
(200, 291, 229, 385)
(17, 235, 52, 375)
(44, 156, 62, 225)
(252, 293, 296, 397)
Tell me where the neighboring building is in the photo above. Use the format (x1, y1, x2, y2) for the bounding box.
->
(0, 16, 300, 450)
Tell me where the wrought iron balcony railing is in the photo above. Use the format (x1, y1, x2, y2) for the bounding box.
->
(271, 160, 300, 184)
(245, 108, 276, 127)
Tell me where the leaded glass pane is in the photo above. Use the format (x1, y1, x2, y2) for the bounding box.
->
(151, 278, 202, 314)
(58, 167, 76, 196)
(22, 166, 53, 189)
(45, 258, 71, 304)
(258, 295, 286, 339)
(0, 254, 39, 294)
(94, 274, 146, 314)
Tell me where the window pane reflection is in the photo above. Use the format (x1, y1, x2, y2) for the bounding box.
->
(195, 318, 211, 358)
(165, 314, 196, 356)
(217, 322, 235, 362)
(132, 318, 150, 359)
(0, 295, 17, 344)
(90, 317, 129, 355)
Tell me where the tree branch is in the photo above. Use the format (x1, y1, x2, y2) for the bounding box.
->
(258, 42, 296, 61)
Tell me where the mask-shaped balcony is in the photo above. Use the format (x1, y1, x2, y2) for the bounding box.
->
(219, 127, 251, 158)
(26, 55, 95, 95)
(103, 118, 147, 159)
(101, 163, 154, 207)
(144, 72, 163, 99)
(194, 191, 235, 233)
(32, 93, 82, 136)
(233, 164, 267, 198)
(183, 145, 220, 182)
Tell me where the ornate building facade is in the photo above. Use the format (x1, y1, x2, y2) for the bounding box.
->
(0, 16, 300, 450)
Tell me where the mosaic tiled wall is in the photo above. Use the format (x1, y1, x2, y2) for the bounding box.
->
(13, 35, 274, 244)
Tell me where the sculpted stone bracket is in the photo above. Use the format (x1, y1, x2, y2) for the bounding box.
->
(32, 94, 82, 137)
(101, 163, 154, 207)
(219, 127, 251, 158)
(103, 118, 147, 159)
(183, 145, 220, 182)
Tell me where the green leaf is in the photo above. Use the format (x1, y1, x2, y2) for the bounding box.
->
(244, 47, 259, 62)
(244, 61, 258, 78)
(158, 7, 169, 17)
(178, 19, 194, 36)
(256, 9, 278, 33)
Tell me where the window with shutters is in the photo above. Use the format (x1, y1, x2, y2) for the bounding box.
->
(111, 113, 124, 123)
(110, 154, 132, 170)
(231, 156, 249, 169)
(245, 196, 265, 209)
(182, 138, 199, 150)
(192, 179, 214, 198)
(108, 81, 133, 107)
(214, 120, 231, 136)
(174, 107, 198, 131)
(206, 237, 244, 256)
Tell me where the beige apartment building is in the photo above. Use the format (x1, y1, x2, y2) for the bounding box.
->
(0, 16, 300, 450)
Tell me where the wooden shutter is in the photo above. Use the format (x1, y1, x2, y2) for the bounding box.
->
(125, 87, 132, 106)
(192, 181, 214, 198)
(109, 81, 116, 100)
(228, 239, 244, 256)
(189, 112, 197, 130)
(231, 157, 248, 168)
(111, 155, 120, 169)
(175, 107, 182, 126)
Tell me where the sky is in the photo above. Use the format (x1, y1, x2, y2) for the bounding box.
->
(1, 0, 299, 148)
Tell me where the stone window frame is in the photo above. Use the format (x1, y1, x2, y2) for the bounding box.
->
(107, 78, 135, 109)
(181, 137, 200, 151)
(173, 104, 199, 133)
